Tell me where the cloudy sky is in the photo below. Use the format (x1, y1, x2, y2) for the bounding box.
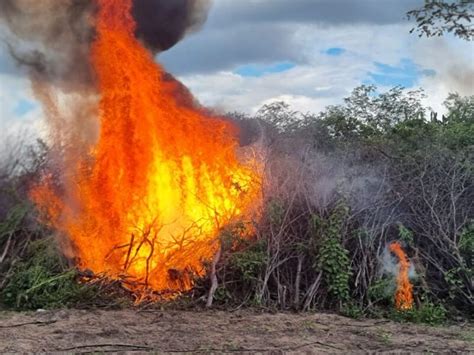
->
(160, 0, 473, 114)
(1, 0, 473, 141)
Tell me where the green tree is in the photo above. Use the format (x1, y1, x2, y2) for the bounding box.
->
(408, 0, 474, 41)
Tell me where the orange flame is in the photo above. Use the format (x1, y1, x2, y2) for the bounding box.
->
(389, 242, 414, 310)
(32, 0, 261, 296)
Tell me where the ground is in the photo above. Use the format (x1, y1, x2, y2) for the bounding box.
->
(0, 309, 472, 353)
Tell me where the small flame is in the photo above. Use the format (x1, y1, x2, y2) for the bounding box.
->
(389, 241, 414, 310)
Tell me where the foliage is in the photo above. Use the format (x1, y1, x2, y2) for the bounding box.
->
(341, 302, 365, 319)
(459, 222, 473, 265)
(0, 203, 29, 247)
(318, 235, 351, 301)
(397, 224, 414, 247)
(389, 301, 447, 325)
(315, 85, 426, 139)
(229, 240, 267, 286)
(1, 238, 95, 310)
(0, 141, 130, 310)
(1, 85, 472, 322)
(368, 278, 395, 304)
(257, 101, 303, 133)
(407, 0, 474, 41)
(315, 203, 351, 304)
(211, 86, 473, 318)
(202, 86, 474, 320)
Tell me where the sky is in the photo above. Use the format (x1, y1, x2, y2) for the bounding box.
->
(0, 0, 473, 143)
(159, 0, 474, 114)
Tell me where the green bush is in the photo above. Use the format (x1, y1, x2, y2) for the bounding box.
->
(341, 302, 365, 319)
(389, 302, 447, 325)
(318, 236, 351, 302)
(229, 240, 267, 285)
(368, 278, 396, 304)
(315, 203, 351, 304)
(1, 238, 95, 310)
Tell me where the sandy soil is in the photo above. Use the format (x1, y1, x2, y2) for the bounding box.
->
(0, 309, 472, 353)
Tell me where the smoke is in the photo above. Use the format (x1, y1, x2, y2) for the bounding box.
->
(380, 244, 416, 278)
(0, 0, 212, 152)
(133, 0, 211, 52)
(0, 0, 94, 89)
(0, 0, 211, 84)
(416, 38, 474, 95)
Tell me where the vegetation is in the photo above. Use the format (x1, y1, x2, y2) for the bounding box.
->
(0, 155, 133, 309)
(408, 0, 474, 41)
(0, 86, 472, 324)
(212, 86, 473, 321)
(2, 237, 89, 310)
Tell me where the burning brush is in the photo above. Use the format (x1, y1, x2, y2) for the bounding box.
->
(388, 241, 414, 311)
(2, 0, 262, 297)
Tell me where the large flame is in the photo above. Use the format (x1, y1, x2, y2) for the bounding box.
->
(32, 0, 261, 295)
(389, 242, 414, 310)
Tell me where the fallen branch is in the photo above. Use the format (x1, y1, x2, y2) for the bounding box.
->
(0, 320, 57, 328)
(57, 343, 154, 352)
(164, 340, 343, 353)
(58, 340, 342, 353)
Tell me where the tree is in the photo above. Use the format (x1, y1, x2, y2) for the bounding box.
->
(407, 0, 474, 41)
(314, 85, 426, 139)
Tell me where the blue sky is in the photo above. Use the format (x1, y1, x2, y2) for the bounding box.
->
(367, 58, 436, 88)
(325, 47, 346, 56)
(12, 99, 37, 117)
(234, 62, 296, 77)
(158, 0, 473, 114)
(232, 56, 436, 88)
(0, 0, 473, 139)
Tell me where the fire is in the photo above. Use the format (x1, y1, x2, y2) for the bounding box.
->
(32, 0, 261, 295)
(389, 242, 414, 310)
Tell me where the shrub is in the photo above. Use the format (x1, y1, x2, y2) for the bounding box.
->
(389, 301, 447, 325)
(314, 202, 351, 305)
(1, 238, 95, 310)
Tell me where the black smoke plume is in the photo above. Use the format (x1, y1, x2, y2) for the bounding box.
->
(0, 0, 211, 84)
(133, 0, 211, 52)
(0, 0, 212, 164)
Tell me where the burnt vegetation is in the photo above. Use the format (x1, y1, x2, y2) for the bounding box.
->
(1, 86, 472, 324)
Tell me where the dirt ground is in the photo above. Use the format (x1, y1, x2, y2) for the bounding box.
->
(0, 309, 472, 353)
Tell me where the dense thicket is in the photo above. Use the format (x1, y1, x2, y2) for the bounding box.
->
(209, 86, 473, 320)
(0, 86, 472, 322)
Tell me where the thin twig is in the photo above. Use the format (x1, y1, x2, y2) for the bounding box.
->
(0, 233, 13, 264)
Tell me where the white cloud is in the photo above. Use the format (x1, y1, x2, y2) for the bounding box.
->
(0, 72, 44, 156)
(169, 20, 473, 115)
(0, 0, 472, 129)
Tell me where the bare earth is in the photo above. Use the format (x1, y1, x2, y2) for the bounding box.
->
(0, 309, 472, 353)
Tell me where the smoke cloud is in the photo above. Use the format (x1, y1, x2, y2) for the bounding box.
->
(0, 0, 212, 141)
(0, 0, 212, 177)
(0, 0, 211, 84)
(133, 0, 211, 52)
(0, 0, 94, 88)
